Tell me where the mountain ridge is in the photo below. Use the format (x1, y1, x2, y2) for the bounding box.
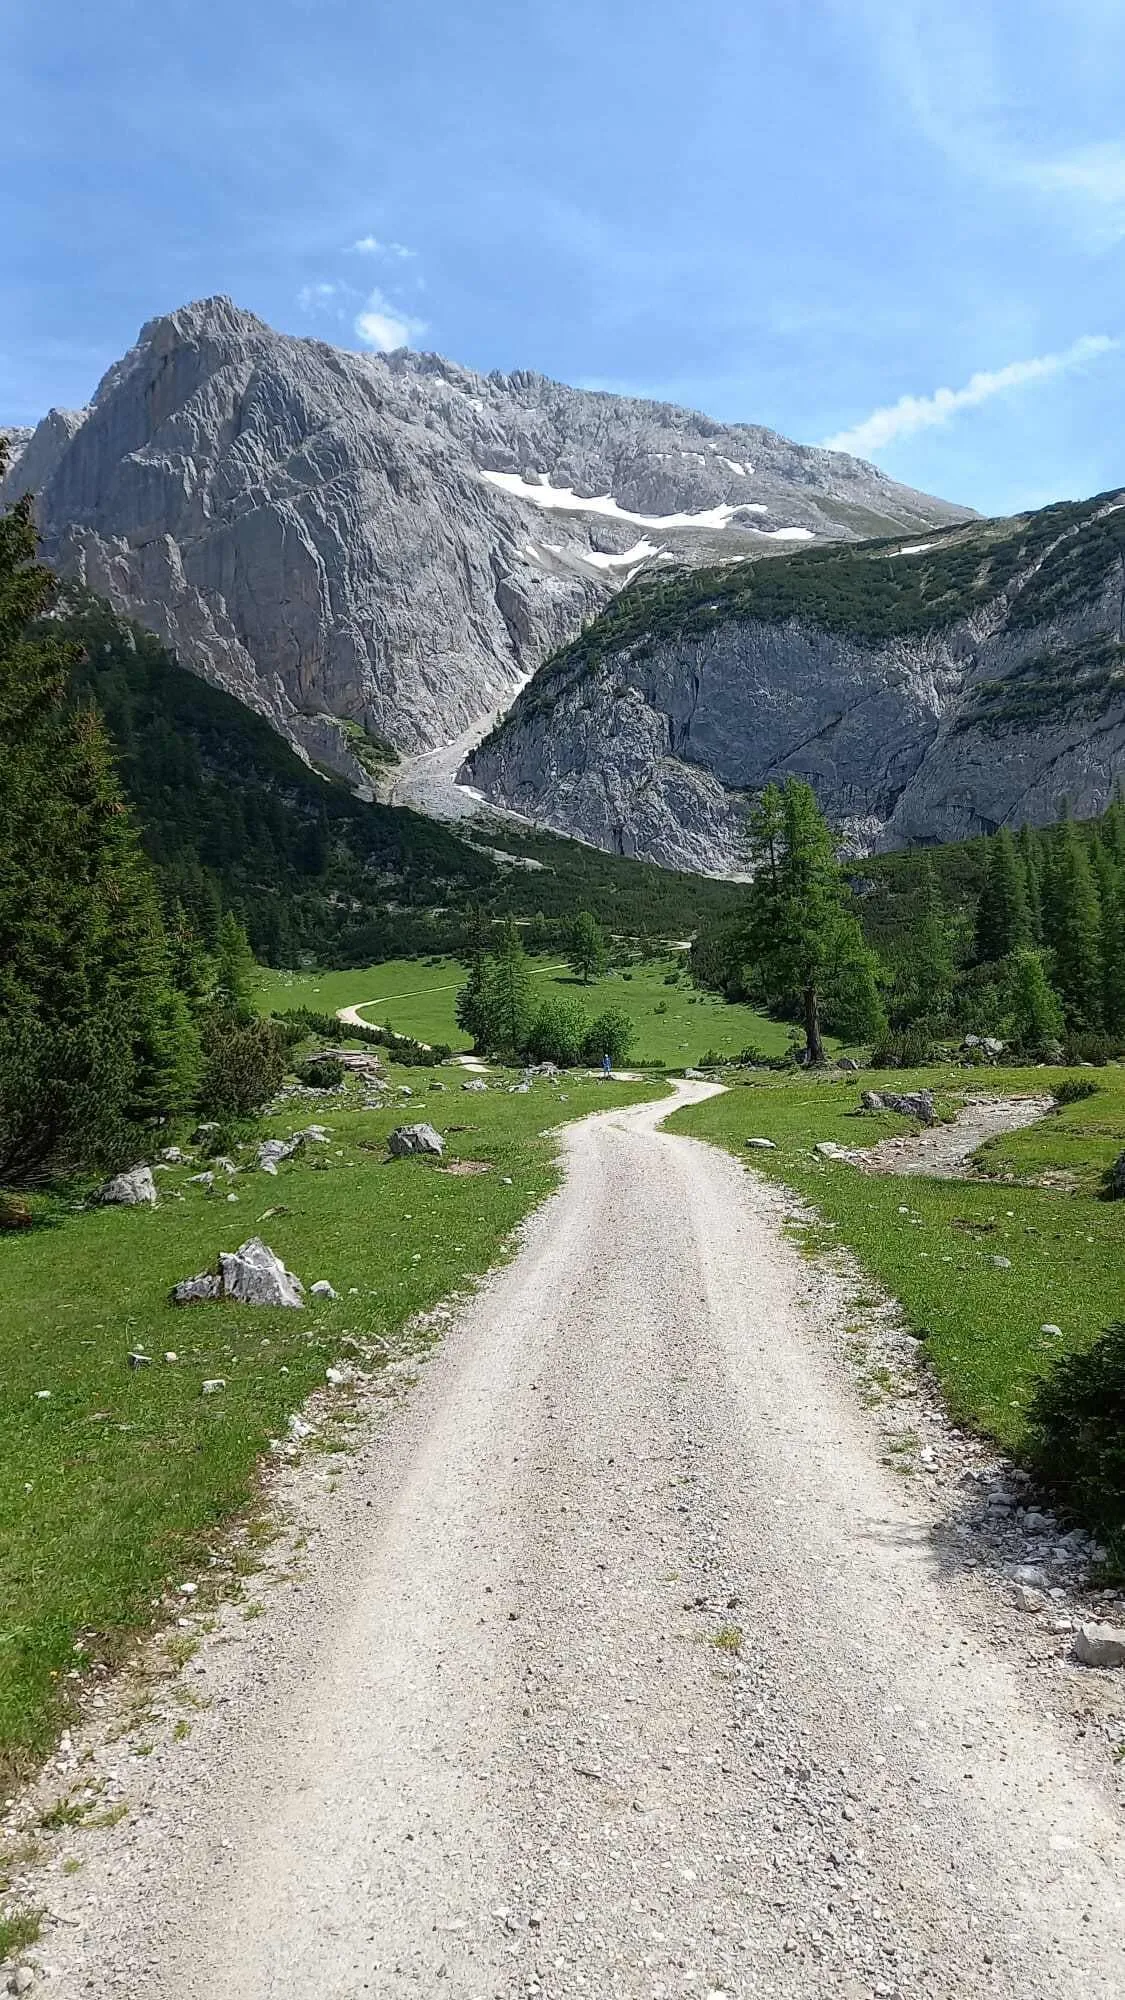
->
(2, 294, 970, 790)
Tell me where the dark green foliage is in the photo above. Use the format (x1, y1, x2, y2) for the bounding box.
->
(1027, 1323, 1125, 1552)
(198, 1012, 287, 1118)
(569, 910, 608, 985)
(1053, 1077, 1101, 1107)
(1042, 821, 1103, 1030)
(869, 1025, 937, 1069)
(974, 831, 1031, 964)
(295, 1054, 346, 1089)
(582, 1009, 635, 1068)
(525, 997, 590, 1067)
(743, 778, 885, 1062)
(1001, 948, 1064, 1055)
(0, 486, 184, 1184)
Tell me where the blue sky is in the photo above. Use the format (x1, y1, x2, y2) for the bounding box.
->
(3, 0, 1124, 514)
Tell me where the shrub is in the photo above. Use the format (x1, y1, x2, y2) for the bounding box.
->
(295, 1055, 346, 1089)
(582, 1009, 635, 1068)
(525, 997, 589, 1068)
(1027, 1322, 1125, 1555)
(869, 1026, 936, 1069)
(199, 1011, 286, 1117)
(1053, 1076, 1101, 1107)
(1062, 1031, 1115, 1066)
(654, 1000, 669, 1016)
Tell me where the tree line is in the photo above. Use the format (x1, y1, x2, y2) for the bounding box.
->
(693, 778, 1125, 1064)
(0, 481, 289, 1189)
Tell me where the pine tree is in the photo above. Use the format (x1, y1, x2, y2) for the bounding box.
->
(1095, 847, 1125, 1039)
(0, 478, 182, 1182)
(214, 912, 257, 1015)
(569, 910, 608, 985)
(894, 861, 955, 1023)
(974, 830, 1031, 963)
(1042, 821, 1104, 1030)
(1002, 948, 1064, 1053)
(484, 921, 536, 1057)
(1017, 822, 1044, 943)
(744, 778, 882, 1063)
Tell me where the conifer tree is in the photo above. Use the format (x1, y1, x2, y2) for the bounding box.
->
(569, 910, 608, 985)
(1002, 948, 1064, 1053)
(1017, 822, 1044, 943)
(894, 861, 955, 1023)
(1043, 821, 1103, 1030)
(744, 777, 882, 1063)
(1095, 846, 1125, 1039)
(485, 921, 536, 1057)
(974, 830, 1031, 963)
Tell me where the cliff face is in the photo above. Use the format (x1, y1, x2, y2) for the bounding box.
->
(2, 296, 967, 786)
(466, 496, 1125, 870)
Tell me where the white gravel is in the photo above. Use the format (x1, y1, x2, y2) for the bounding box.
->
(18, 1084, 1125, 1996)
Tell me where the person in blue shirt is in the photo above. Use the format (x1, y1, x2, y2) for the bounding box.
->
(601, 1051, 612, 1079)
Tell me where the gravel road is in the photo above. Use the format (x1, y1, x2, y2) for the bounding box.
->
(39, 1084, 1125, 1997)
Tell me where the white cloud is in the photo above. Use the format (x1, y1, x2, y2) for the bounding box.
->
(351, 234, 416, 259)
(298, 280, 341, 311)
(823, 334, 1118, 459)
(354, 288, 428, 352)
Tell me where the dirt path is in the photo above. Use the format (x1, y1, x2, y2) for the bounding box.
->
(40, 1085, 1125, 1996)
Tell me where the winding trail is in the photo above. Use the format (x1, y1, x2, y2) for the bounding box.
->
(46, 1084, 1125, 1996)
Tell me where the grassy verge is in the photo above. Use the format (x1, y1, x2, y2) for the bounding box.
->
(258, 955, 801, 1065)
(667, 1065, 1125, 1455)
(0, 1068, 662, 1782)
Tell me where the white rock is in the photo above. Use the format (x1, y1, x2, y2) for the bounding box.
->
(288, 1414, 316, 1441)
(462, 1079, 488, 1093)
(10, 1966, 35, 1995)
(1040, 1323, 1064, 1338)
(1013, 1585, 1044, 1613)
(99, 1164, 157, 1207)
(219, 1238, 305, 1307)
(310, 1279, 338, 1298)
(1073, 1621, 1125, 1669)
(743, 1137, 777, 1150)
(186, 1171, 214, 1190)
(173, 1272, 224, 1305)
(990, 1255, 1012, 1269)
(163, 1351, 178, 1363)
(200, 1378, 227, 1395)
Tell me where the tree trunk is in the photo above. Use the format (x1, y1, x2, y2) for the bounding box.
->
(803, 984, 826, 1065)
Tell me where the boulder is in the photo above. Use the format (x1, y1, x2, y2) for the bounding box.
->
(462, 1078, 488, 1093)
(744, 1137, 777, 1150)
(172, 1238, 305, 1308)
(258, 1137, 299, 1175)
(99, 1164, 157, 1207)
(310, 1279, 338, 1298)
(861, 1089, 935, 1124)
(388, 1123, 445, 1159)
(1073, 1621, 1125, 1669)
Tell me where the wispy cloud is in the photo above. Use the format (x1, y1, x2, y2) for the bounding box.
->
(823, 334, 1118, 458)
(297, 280, 343, 311)
(852, 0, 1125, 246)
(354, 287, 428, 352)
(350, 234, 416, 259)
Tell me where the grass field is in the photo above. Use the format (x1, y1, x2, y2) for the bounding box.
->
(0, 1068, 663, 1781)
(668, 1065, 1125, 1456)
(257, 955, 798, 1065)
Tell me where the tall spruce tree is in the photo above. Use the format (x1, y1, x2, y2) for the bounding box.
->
(1043, 820, 1104, 1031)
(485, 921, 536, 1058)
(744, 777, 882, 1063)
(974, 830, 1031, 964)
(0, 478, 189, 1182)
(894, 861, 955, 1024)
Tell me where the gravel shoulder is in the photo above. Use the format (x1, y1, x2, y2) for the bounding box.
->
(17, 1082, 1125, 1998)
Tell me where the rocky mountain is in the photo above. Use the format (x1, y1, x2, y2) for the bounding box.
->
(2, 296, 968, 788)
(466, 494, 1125, 871)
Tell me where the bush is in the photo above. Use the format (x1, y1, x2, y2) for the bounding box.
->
(1053, 1076, 1101, 1107)
(654, 1000, 669, 1016)
(199, 1011, 286, 1117)
(525, 997, 589, 1068)
(1062, 1031, 1116, 1066)
(582, 1009, 635, 1068)
(1027, 1322, 1125, 1555)
(869, 1026, 936, 1069)
(295, 1055, 346, 1089)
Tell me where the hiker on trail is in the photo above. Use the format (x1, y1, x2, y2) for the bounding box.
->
(601, 1051, 612, 1079)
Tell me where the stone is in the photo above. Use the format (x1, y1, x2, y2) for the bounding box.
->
(1013, 1585, 1045, 1613)
(127, 1351, 151, 1369)
(172, 1272, 224, 1305)
(9, 1967, 35, 1995)
(838, 1057, 860, 1071)
(288, 1414, 316, 1441)
(744, 1137, 777, 1150)
(163, 1352, 178, 1363)
(388, 1123, 445, 1158)
(981, 1036, 1005, 1057)
(990, 1255, 1012, 1269)
(219, 1238, 305, 1307)
(462, 1078, 488, 1093)
(200, 1378, 227, 1395)
(173, 1238, 304, 1308)
(1040, 1323, 1064, 1338)
(159, 1145, 192, 1164)
(99, 1164, 157, 1207)
(1073, 1621, 1125, 1669)
(1012, 1564, 1049, 1589)
(862, 1088, 935, 1124)
(310, 1278, 338, 1298)
(684, 1067, 706, 1080)
(186, 1170, 215, 1190)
